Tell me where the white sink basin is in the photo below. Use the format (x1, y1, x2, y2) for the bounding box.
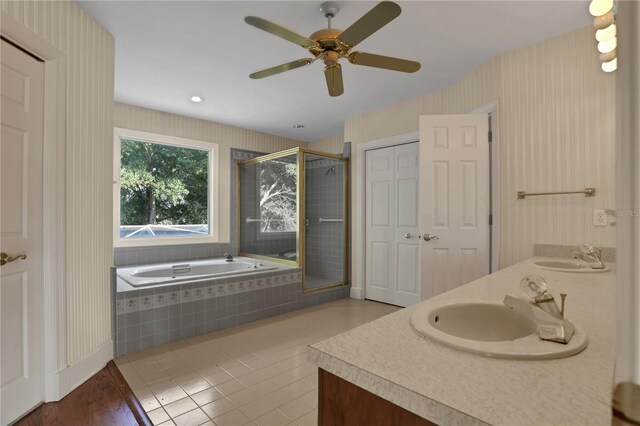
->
(410, 300, 588, 360)
(530, 258, 610, 272)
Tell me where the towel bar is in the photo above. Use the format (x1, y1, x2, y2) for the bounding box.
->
(517, 188, 596, 199)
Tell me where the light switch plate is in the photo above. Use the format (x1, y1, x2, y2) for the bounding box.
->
(594, 209, 608, 227)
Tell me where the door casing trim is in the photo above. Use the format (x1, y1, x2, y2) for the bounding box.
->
(355, 132, 420, 301)
(1, 13, 68, 402)
(469, 101, 500, 273)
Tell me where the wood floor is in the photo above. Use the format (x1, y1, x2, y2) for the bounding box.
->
(16, 361, 151, 426)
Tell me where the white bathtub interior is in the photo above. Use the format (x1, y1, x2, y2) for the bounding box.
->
(117, 256, 279, 287)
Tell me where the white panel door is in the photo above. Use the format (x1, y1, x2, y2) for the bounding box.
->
(1, 40, 45, 425)
(366, 142, 420, 307)
(419, 115, 489, 299)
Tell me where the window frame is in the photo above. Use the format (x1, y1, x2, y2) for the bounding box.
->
(255, 158, 297, 240)
(113, 128, 219, 247)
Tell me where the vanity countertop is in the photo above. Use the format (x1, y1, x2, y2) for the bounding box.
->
(308, 258, 616, 426)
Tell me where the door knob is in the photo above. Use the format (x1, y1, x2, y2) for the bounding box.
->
(0, 252, 27, 266)
(422, 234, 439, 241)
(404, 233, 413, 239)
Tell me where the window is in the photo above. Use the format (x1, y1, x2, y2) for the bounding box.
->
(114, 128, 218, 246)
(258, 158, 297, 234)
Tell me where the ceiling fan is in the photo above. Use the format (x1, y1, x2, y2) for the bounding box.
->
(245, 1, 421, 97)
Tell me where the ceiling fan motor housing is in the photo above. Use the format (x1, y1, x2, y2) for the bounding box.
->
(308, 28, 350, 60)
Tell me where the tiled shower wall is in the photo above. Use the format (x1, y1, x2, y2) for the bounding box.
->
(115, 268, 350, 355)
(305, 160, 345, 282)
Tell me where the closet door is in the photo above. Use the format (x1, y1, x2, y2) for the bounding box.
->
(365, 142, 420, 307)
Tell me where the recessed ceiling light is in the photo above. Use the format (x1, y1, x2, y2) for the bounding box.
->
(293, 124, 305, 129)
(190, 96, 204, 103)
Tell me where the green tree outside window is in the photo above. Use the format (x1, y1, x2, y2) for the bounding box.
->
(119, 139, 209, 233)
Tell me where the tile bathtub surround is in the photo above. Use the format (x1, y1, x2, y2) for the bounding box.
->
(115, 299, 398, 426)
(533, 243, 616, 263)
(115, 268, 351, 356)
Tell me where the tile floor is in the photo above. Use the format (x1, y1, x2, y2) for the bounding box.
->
(115, 298, 399, 426)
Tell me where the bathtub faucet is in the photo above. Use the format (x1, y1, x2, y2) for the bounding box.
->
(224, 253, 233, 262)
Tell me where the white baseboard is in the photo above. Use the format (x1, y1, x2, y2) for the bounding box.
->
(49, 340, 113, 401)
(350, 286, 364, 300)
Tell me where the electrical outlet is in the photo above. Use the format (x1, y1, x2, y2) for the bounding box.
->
(594, 209, 608, 227)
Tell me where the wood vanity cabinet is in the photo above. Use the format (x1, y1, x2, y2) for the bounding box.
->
(318, 369, 436, 426)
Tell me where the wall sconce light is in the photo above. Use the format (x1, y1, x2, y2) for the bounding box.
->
(598, 36, 617, 53)
(593, 11, 615, 29)
(600, 49, 617, 63)
(595, 23, 617, 42)
(601, 58, 618, 73)
(590, 0, 617, 72)
(589, 0, 613, 17)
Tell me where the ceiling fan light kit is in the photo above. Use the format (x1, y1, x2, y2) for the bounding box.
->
(245, 1, 421, 97)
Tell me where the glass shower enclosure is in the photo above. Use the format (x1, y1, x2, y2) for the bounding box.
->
(238, 148, 347, 291)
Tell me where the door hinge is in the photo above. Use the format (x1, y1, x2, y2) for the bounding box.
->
(488, 131, 493, 143)
(489, 214, 493, 226)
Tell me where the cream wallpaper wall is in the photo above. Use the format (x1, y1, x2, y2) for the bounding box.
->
(313, 133, 344, 154)
(114, 103, 306, 242)
(498, 26, 615, 267)
(344, 25, 616, 290)
(1, 1, 115, 365)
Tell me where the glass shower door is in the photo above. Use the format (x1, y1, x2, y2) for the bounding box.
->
(303, 153, 346, 289)
(238, 152, 298, 262)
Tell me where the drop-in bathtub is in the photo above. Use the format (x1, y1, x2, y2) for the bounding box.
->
(117, 256, 278, 287)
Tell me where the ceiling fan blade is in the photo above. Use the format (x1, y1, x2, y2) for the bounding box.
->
(337, 1, 401, 48)
(324, 64, 344, 97)
(348, 52, 421, 73)
(245, 16, 319, 49)
(249, 58, 314, 79)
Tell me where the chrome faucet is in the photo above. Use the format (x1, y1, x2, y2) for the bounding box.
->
(503, 275, 575, 344)
(224, 253, 233, 262)
(572, 243, 605, 269)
